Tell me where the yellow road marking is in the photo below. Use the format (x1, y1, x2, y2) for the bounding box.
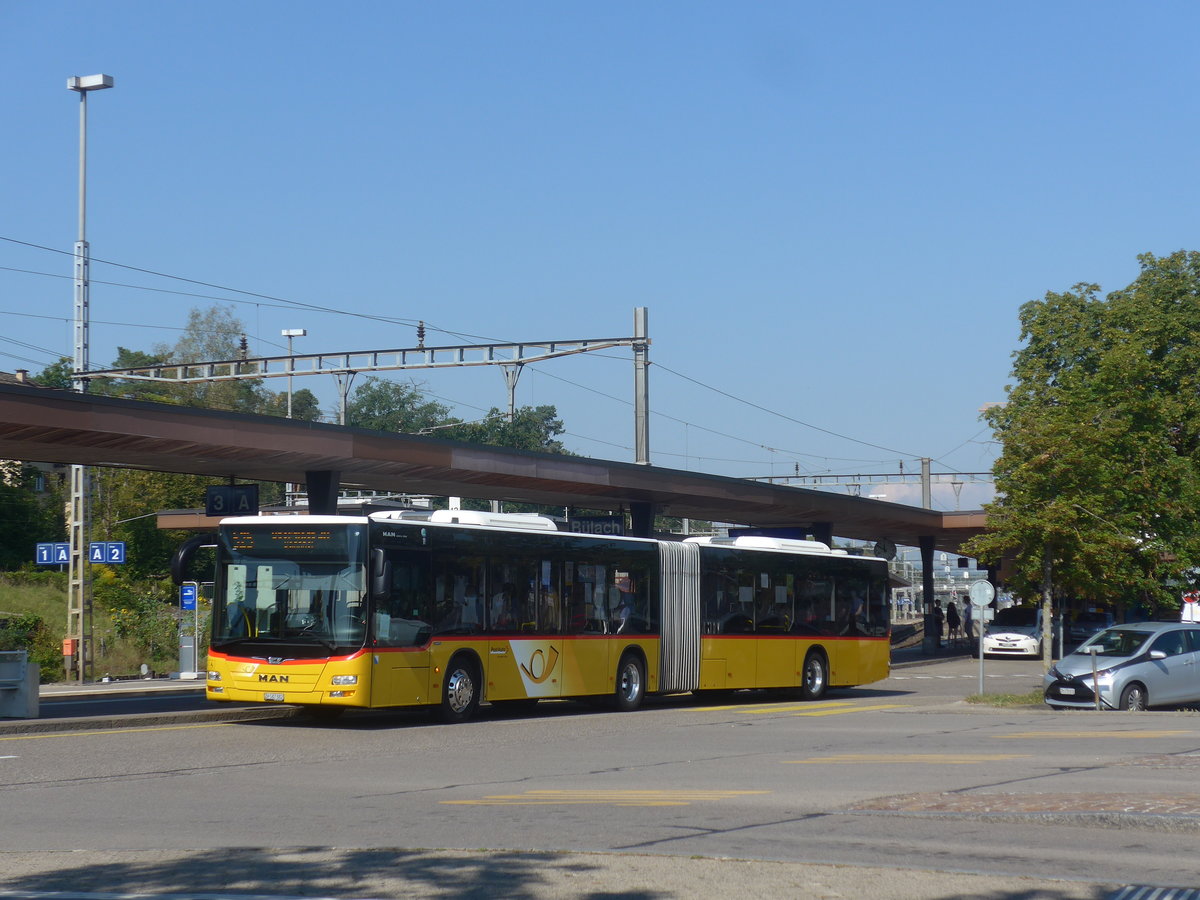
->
(790, 703, 909, 717)
(996, 731, 1194, 740)
(442, 789, 768, 808)
(786, 753, 1030, 765)
(0, 722, 233, 742)
(695, 700, 903, 716)
(693, 699, 856, 712)
(740, 702, 854, 714)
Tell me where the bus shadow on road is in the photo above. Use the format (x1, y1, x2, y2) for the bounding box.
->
(226, 686, 920, 733)
(229, 697, 632, 731)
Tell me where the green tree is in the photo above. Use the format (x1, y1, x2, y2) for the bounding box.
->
(0, 464, 64, 569)
(91, 347, 179, 404)
(258, 387, 322, 422)
(446, 405, 570, 453)
(141, 304, 272, 413)
(966, 252, 1200, 622)
(33, 357, 73, 389)
(345, 377, 453, 433)
(90, 469, 224, 579)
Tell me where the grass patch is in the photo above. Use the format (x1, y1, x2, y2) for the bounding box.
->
(0, 572, 206, 682)
(966, 688, 1046, 708)
(0, 573, 67, 621)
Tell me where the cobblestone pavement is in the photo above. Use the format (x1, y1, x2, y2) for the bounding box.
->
(845, 744, 1200, 831)
(850, 791, 1200, 817)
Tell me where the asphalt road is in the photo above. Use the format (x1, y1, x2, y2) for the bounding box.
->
(2, 656, 1198, 899)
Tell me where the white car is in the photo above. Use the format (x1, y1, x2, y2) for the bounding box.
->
(981, 606, 1057, 658)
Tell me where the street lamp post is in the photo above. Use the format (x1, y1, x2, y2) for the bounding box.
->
(66, 73, 113, 684)
(281, 329, 306, 508)
(281, 328, 306, 418)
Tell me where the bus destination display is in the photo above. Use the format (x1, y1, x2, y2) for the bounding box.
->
(229, 528, 342, 553)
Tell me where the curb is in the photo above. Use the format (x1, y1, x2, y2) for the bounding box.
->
(0, 704, 301, 736)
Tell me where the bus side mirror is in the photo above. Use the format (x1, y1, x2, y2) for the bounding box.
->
(370, 548, 392, 601)
(171, 533, 218, 585)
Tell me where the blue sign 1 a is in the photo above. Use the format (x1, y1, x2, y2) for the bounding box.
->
(36, 542, 70, 565)
(180, 583, 198, 611)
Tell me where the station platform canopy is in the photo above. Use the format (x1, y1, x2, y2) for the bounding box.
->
(0, 381, 983, 553)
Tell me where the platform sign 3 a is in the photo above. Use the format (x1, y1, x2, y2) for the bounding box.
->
(206, 484, 259, 518)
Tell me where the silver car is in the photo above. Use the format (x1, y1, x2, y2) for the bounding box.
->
(1044, 622, 1200, 711)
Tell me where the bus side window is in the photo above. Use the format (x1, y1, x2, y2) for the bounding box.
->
(538, 560, 561, 635)
(375, 551, 432, 646)
(563, 561, 607, 634)
(866, 576, 889, 636)
(795, 576, 833, 635)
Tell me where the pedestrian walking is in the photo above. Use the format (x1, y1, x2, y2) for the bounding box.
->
(946, 601, 961, 645)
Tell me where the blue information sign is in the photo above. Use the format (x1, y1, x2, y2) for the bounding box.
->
(180, 583, 198, 611)
(89, 541, 127, 564)
(35, 542, 68, 565)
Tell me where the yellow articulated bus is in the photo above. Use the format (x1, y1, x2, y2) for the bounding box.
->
(175, 509, 890, 722)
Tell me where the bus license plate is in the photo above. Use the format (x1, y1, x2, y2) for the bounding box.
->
(263, 692, 285, 702)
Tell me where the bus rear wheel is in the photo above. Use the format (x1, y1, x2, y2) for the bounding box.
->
(800, 650, 828, 701)
(614, 653, 645, 712)
(439, 656, 480, 723)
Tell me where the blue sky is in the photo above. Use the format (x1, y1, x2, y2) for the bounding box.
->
(3, 2, 1198, 512)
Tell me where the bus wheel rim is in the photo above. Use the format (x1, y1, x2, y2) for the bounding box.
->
(619, 661, 641, 701)
(806, 657, 825, 693)
(447, 668, 474, 712)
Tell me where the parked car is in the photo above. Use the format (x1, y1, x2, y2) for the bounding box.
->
(1043, 622, 1200, 711)
(981, 606, 1058, 658)
(1067, 611, 1114, 645)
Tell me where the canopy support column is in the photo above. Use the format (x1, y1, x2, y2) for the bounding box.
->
(920, 535, 937, 653)
(305, 470, 341, 516)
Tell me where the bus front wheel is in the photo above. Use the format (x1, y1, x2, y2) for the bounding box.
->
(440, 656, 480, 723)
(614, 653, 645, 712)
(800, 650, 828, 701)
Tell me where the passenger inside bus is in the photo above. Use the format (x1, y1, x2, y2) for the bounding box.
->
(490, 583, 516, 630)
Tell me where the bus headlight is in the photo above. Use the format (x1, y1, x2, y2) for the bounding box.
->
(330, 675, 358, 686)
(207, 671, 221, 681)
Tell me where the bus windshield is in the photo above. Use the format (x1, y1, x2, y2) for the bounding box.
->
(214, 523, 369, 654)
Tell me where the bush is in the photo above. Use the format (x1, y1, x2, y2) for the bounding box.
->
(0, 569, 68, 589)
(0, 613, 60, 682)
(93, 578, 181, 672)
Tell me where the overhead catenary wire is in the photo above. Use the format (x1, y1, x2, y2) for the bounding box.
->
(1, 234, 987, 476)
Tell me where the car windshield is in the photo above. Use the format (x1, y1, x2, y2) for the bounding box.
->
(1077, 628, 1153, 657)
(992, 607, 1036, 627)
